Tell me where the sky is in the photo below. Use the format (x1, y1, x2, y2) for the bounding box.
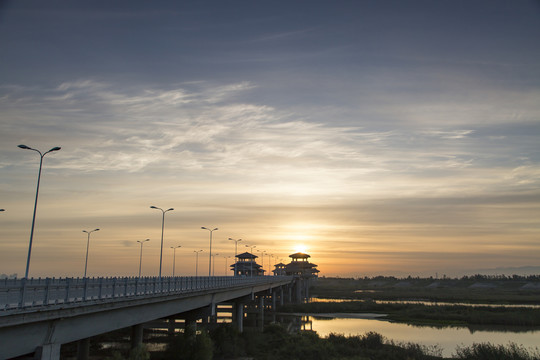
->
(1, 0, 539, 279)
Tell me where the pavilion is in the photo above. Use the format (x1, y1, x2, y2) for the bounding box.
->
(272, 252, 319, 278)
(230, 252, 264, 276)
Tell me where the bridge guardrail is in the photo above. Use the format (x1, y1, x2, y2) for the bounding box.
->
(0, 276, 293, 312)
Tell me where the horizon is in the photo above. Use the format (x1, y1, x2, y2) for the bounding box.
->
(1, 1, 539, 279)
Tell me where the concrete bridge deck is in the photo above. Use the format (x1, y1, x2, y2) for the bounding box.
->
(0, 275, 294, 359)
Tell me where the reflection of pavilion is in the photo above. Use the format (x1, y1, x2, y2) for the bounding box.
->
(272, 252, 319, 278)
(230, 252, 264, 276)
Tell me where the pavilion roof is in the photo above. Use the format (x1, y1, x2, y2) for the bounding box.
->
(289, 252, 310, 259)
(236, 252, 258, 259)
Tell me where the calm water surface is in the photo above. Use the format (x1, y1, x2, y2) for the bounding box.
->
(302, 315, 540, 358)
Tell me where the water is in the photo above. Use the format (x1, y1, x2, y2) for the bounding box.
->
(292, 314, 540, 358)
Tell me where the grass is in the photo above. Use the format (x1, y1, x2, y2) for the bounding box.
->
(311, 276, 540, 305)
(280, 300, 540, 327)
(280, 276, 540, 327)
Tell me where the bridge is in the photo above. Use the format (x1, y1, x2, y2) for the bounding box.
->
(0, 275, 303, 360)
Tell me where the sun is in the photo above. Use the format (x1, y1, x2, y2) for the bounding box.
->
(294, 244, 308, 254)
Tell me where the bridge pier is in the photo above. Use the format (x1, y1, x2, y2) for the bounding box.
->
(209, 302, 217, 325)
(235, 301, 244, 332)
(131, 323, 144, 349)
(168, 316, 176, 335)
(258, 295, 265, 330)
(76, 338, 90, 360)
(36, 344, 61, 360)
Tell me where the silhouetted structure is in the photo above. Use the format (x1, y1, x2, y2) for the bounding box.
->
(273, 252, 320, 278)
(273, 252, 319, 302)
(230, 252, 264, 276)
(273, 262, 287, 276)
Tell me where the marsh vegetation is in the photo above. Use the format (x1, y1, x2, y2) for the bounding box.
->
(101, 323, 540, 360)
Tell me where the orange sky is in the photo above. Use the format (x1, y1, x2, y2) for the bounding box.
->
(1, 1, 540, 279)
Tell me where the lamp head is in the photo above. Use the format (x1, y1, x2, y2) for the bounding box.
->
(18, 144, 31, 150)
(150, 206, 158, 209)
(49, 147, 61, 152)
(167, 208, 174, 211)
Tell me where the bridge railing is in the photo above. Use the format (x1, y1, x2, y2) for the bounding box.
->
(0, 276, 292, 312)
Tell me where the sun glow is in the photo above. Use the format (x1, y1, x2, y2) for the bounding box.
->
(294, 244, 308, 253)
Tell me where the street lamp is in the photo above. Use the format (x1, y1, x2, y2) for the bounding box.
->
(201, 227, 218, 276)
(18, 144, 61, 278)
(170, 245, 181, 277)
(228, 238, 242, 276)
(245, 244, 256, 277)
(223, 256, 231, 276)
(150, 206, 174, 279)
(82, 228, 99, 278)
(0, 209, 4, 212)
(211, 253, 220, 276)
(257, 250, 267, 276)
(194, 250, 203, 276)
(137, 239, 150, 277)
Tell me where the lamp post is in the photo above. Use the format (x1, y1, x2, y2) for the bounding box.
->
(150, 206, 174, 280)
(170, 245, 181, 276)
(228, 238, 242, 276)
(223, 256, 231, 276)
(194, 250, 203, 276)
(211, 253, 219, 276)
(245, 244, 256, 276)
(18, 144, 61, 279)
(201, 227, 218, 276)
(257, 250, 267, 276)
(137, 239, 150, 277)
(82, 228, 100, 278)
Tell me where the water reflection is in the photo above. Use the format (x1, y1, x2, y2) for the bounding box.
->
(281, 314, 540, 358)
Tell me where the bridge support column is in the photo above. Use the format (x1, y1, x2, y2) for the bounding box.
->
(76, 338, 90, 360)
(209, 302, 217, 325)
(36, 344, 61, 360)
(236, 302, 244, 333)
(295, 281, 302, 303)
(280, 287, 284, 306)
(258, 295, 264, 329)
(168, 317, 176, 335)
(131, 323, 144, 349)
(288, 285, 292, 303)
(272, 290, 277, 311)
